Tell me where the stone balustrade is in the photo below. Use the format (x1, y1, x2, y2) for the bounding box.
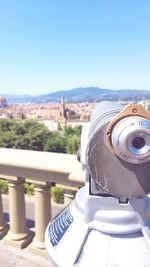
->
(0, 148, 84, 256)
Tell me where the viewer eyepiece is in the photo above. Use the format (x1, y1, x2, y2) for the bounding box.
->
(132, 136, 145, 149)
(111, 116, 150, 164)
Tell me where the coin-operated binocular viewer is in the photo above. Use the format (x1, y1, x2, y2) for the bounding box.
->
(45, 101, 150, 267)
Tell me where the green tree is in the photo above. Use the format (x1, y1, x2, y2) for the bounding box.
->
(0, 119, 16, 132)
(66, 135, 80, 154)
(64, 125, 82, 137)
(0, 119, 82, 154)
(64, 126, 81, 154)
(0, 119, 50, 151)
(44, 133, 66, 153)
(13, 136, 30, 149)
(0, 131, 17, 148)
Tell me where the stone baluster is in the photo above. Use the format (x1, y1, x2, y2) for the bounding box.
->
(28, 180, 51, 256)
(64, 190, 75, 205)
(0, 190, 8, 239)
(4, 176, 33, 248)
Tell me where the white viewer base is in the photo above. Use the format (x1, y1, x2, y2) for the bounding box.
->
(45, 187, 150, 267)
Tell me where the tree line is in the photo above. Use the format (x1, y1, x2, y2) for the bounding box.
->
(0, 119, 82, 154)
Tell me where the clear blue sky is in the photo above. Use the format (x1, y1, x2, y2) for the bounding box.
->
(0, 0, 150, 95)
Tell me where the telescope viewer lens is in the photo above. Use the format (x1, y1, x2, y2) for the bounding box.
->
(111, 116, 150, 163)
(132, 137, 145, 149)
(127, 131, 149, 158)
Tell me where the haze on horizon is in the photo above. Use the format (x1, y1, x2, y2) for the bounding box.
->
(0, 0, 150, 95)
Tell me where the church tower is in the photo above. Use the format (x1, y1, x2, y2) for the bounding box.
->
(60, 96, 66, 119)
(59, 96, 67, 129)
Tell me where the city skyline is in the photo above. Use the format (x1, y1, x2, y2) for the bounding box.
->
(0, 1, 150, 95)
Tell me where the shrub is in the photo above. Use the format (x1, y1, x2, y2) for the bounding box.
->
(0, 179, 8, 194)
(51, 186, 64, 204)
(24, 182, 34, 196)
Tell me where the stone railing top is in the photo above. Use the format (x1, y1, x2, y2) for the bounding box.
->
(0, 148, 84, 186)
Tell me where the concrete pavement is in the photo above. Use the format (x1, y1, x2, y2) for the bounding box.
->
(0, 240, 51, 267)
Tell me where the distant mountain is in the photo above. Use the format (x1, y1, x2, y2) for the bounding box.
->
(2, 87, 150, 104)
(41, 87, 150, 103)
(1, 94, 38, 104)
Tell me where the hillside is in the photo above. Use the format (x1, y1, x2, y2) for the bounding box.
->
(2, 87, 150, 104)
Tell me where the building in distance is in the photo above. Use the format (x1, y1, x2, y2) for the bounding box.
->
(0, 96, 8, 108)
(0, 96, 149, 131)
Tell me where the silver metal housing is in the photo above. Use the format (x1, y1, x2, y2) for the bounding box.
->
(86, 102, 150, 197)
